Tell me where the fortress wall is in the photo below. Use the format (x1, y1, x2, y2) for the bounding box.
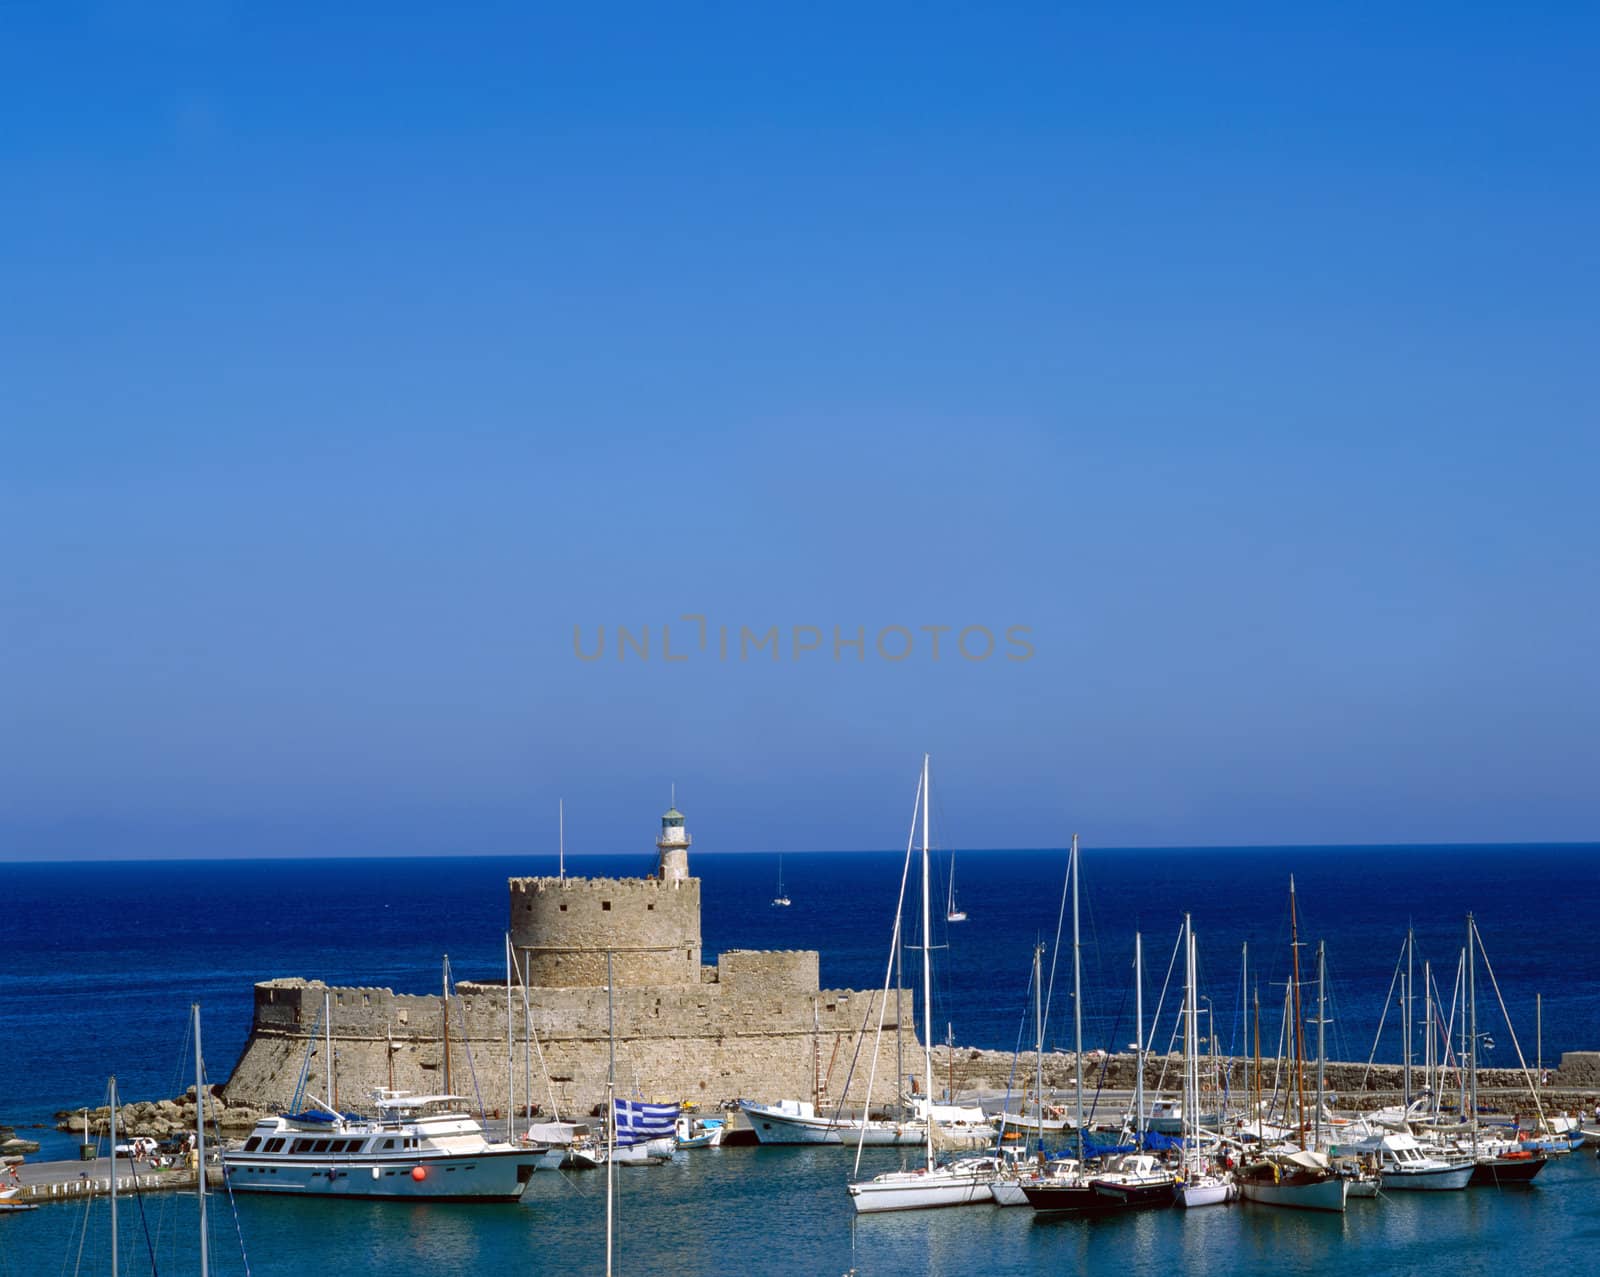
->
(510, 875, 702, 987)
(227, 972, 913, 1118)
(719, 949, 819, 998)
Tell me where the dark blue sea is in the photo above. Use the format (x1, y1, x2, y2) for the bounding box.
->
(3, 845, 1598, 1275)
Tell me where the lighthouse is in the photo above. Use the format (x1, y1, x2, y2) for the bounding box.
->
(657, 804, 691, 882)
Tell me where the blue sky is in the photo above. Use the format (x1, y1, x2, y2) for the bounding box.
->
(3, 2, 1597, 858)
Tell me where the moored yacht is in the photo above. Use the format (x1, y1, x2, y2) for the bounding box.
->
(223, 1091, 545, 1201)
(1339, 1131, 1473, 1190)
(1237, 1149, 1350, 1212)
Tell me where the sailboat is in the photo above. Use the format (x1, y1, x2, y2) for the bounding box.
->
(1020, 834, 1099, 1212)
(1178, 915, 1235, 1207)
(847, 756, 1000, 1212)
(945, 853, 966, 922)
(772, 853, 791, 907)
(1236, 876, 1349, 1212)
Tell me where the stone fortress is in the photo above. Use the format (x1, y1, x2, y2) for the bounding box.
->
(223, 806, 910, 1119)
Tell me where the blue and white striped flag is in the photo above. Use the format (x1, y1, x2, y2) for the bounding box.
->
(612, 1099, 679, 1147)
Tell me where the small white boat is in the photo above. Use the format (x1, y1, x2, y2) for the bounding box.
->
(524, 1121, 602, 1170)
(996, 1105, 1076, 1134)
(1343, 1132, 1474, 1190)
(674, 1114, 724, 1149)
(772, 854, 791, 907)
(607, 1137, 674, 1165)
(1179, 1175, 1236, 1208)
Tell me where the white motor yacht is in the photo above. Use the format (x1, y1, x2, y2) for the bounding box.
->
(223, 1091, 546, 1201)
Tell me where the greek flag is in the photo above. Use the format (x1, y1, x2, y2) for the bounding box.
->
(612, 1099, 679, 1147)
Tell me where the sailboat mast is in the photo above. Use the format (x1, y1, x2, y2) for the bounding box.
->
(194, 1005, 209, 1277)
(1252, 981, 1261, 1137)
(1133, 931, 1144, 1149)
(1403, 926, 1414, 1109)
(1241, 941, 1249, 1105)
(1427, 966, 1440, 1107)
(1315, 940, 1326, 1151)
(1466, 913, 1478, 1155)
(109, 1074, 118, 1277)
(895, 924, 904, 1115)
(1070, 834, 1084, 1160)
(1034, 941, 1045, 1150)
(1289, 876, 1307, 1150)
(325, 991, 336, 1112)
(506, 933, 515, 1141)
(1536, 992, 1543, 1088)
(442, 956, 452, 1097)
(605, 949, 615, 1277)
(559, 798, 565, 881)
(1183, 914, 1196, 1175)
(920, 753, 934, 1173)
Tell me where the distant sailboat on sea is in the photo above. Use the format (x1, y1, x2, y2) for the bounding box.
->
(946, 853, 967, 923)
(773, 854, 791, 907)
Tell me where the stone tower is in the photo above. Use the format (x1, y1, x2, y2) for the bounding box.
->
(507, 801, 702, 988)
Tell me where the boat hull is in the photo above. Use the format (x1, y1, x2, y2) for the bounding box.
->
(1469, 1155, 1547, 1186)
(839, 1124, 926, 1147)
(989, 1179, 1031, 1207)
(1380, 1163, 1474, 1191)
(1239, 1175, 1348, 1212)
(222, 1147, 538, 1201)
(1022, 1182, 1103, 1212)
(1091, 1178, 1178, 1210)
(1179, 1179, 1235, 1208)
(739, 1104, 844, 1145)
(848, 1170, 994, 1213)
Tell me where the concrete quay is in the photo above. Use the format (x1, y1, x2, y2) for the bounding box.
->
(9, 1156, 222, 1206)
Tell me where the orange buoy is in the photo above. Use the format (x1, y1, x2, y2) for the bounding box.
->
(411, 1166, 427, 1181)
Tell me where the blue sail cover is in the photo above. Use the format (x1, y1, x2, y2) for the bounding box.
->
(613, 1099, 679, 1147)
(1142, 1131, 1186, 1152)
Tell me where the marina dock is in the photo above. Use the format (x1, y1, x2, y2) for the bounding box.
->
(8, 1156, 222, 1205)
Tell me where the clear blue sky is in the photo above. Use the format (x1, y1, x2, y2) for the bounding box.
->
(3, 2, 1597, 859)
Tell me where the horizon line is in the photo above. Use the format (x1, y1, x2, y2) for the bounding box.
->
(4, 838, 1597, 866)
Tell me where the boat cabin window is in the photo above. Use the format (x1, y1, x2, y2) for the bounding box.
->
(243, 1137, 261, 1152)
(291, 1139, 314, 1153)
(311, 1139, 331, 1153)
(263, 1138, 286, 1153)
(382, 1138, 398, 1150)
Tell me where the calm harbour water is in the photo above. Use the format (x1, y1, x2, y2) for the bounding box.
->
(3, 1142, 1599, 1277)
(3, 845, 1598, 1273)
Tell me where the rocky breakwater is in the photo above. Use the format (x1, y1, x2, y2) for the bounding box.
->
(1, 1123, 43, 1156)
(931, 1046, 1600, 1113)
(55, 1085, 267, 1140)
